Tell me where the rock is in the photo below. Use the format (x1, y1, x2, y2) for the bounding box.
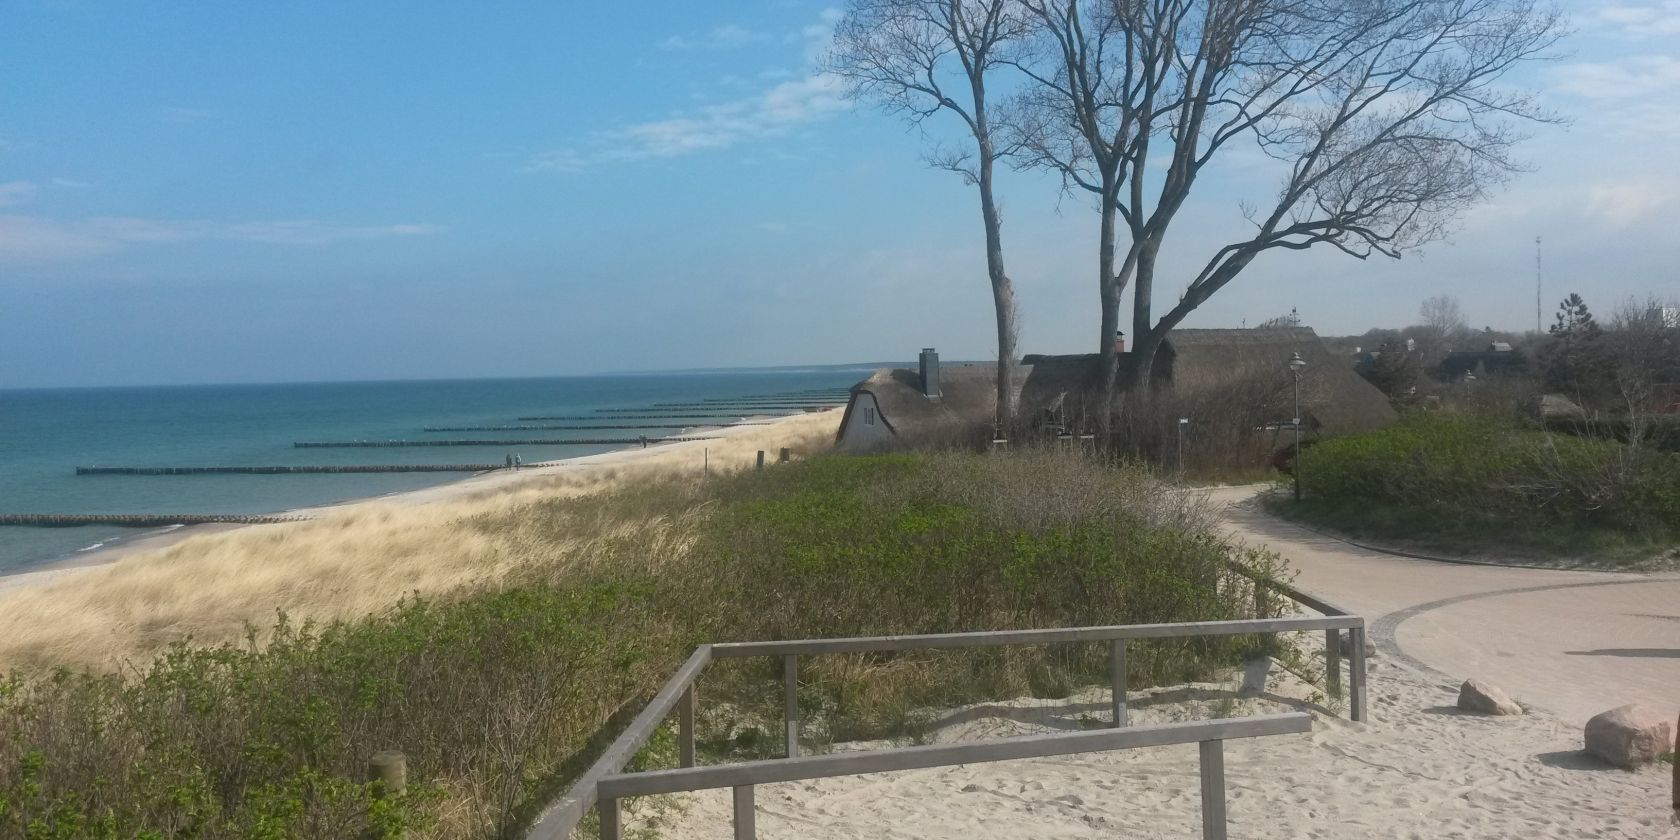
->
(1457, 679, 1523, 715)
(1338, 632, 1377, 658)
(1584, 704, 1673, 768)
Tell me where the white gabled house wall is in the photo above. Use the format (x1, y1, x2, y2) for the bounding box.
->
(835, 391, 895, 452)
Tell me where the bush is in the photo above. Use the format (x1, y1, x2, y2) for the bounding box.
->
(1, 452, 1286, 839)
(1285, 414, 1680, 558)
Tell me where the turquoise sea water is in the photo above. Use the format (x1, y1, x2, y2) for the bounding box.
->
(0, 370, 867, 574)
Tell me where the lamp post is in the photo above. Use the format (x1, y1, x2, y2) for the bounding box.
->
(1177, 417, 1188, 478)
(1288, 351, 1307, 502)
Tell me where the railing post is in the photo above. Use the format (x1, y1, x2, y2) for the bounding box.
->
(1109, 639, 1128, 727)
(599, 796, 621, 840)
(1348, 624, 1368, 722)
(1198, 740, 1227, 840)
(732, 785, 756, 840)
(1324, 629, 1342, 700)
(783, 654, 799, 758)
(1254, 581, 1276, 653)
(366, 750, 406, 840)
(678, 684, 696, 768)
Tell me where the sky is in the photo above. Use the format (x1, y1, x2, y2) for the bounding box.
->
(1, 0, 1676, 388)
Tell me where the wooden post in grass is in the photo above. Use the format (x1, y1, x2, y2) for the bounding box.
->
(367, 751, 407, 839)
(779, 447, 790, 463)
(756, 451, 766, 471)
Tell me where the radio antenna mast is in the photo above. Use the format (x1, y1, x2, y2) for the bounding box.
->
(1534, 236, 1543, 334)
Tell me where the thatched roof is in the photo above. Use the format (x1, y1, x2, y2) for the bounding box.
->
(842, 327, 1396, 444)
(845, 362, 1024, 443)
(1162, 328, 1398, 436)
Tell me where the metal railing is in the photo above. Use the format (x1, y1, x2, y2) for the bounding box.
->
(528, 576, 1367, 840)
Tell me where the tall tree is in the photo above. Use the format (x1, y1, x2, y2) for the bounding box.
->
(1008, 0, 1171, 410)
(1014, 0, 1562, 387)
(829, 0, 1030, 429)
(1541, 292, 1611, 404)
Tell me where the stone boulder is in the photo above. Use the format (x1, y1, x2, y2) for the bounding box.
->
(1584, 704, 1673, 768)
(1456, 679, 1522, 716)
(1338, 632, 1377, 658)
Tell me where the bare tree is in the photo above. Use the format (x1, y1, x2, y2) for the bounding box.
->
(1012, 0, 1562, 386)
(829, 0, 1031, 429)
(1419, 294, 1466, 338)
(1007, 0, 1171, 411)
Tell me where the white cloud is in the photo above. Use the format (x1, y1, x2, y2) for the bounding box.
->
(1552, 55, 1680, 100)
(659, 24, 768, 50)
(531, 74, 848, 171)
(51, 177, 93, 189)
(533, 10, 848, 172)
(0, 216, 444, 265)
(1591, 1, 1680, 36)
(1584, 179, 1680, 225)
(0, 181, 37, 207)
(793, 7, 842, 63)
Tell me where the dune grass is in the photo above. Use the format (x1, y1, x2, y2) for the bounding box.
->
(0, 441, 1291, 839)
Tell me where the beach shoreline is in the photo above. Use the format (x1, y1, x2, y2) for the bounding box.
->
(0, 410, 846, 668)
(0, 413, 822, 596)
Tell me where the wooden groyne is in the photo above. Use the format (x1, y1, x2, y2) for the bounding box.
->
(0, 513, 308, 528)
(653, 402, 841, 409)
(295, 437, 715, 448)
(78, 465, 506, 475)
(422, 423, 768, 432)
(591, 409, 805, 416)
(518, 413, 786, 421)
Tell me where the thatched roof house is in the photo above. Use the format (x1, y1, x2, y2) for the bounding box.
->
(835, 328, 1397, 452)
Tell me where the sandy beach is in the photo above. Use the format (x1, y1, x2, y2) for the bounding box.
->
(0, 410, 844, 669)
(656, 651, 1673, 839)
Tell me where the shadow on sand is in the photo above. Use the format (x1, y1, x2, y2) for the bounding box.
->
(1565, 648, 1680, 659)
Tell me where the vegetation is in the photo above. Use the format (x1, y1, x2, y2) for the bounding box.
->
(0, 451, 1287, 839)
(1274, 414, 1680, 566)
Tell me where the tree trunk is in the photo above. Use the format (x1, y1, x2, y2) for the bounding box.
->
(976, 135, 1016, 434)
(1135, 238, 1162, 366)
(1096, 173, 1121, 436)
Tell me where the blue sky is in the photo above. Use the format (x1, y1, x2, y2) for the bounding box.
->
(2, 1, 1676, 387)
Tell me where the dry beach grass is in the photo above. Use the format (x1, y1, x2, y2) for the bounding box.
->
(0, 412, 843, 672)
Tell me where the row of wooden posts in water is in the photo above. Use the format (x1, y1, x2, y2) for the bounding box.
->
(60, 389, 843, 483)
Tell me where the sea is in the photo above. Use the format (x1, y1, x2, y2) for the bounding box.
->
(0, 369, 871, 575)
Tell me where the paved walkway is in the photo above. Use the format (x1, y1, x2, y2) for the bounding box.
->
(1211, 486, 1680, 728)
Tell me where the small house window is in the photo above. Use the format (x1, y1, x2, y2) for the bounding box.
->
(864, 407, 876, 426)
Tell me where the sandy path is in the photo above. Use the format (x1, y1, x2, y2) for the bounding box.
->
(657, 657, 1673, 839)
(1212, 485, 1680, 728)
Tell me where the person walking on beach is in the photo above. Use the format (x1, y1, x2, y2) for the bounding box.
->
(505, 453, 513, 470)
(514, 454, 522, 470)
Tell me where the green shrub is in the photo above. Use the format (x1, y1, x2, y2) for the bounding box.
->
(1286, 414, 1680, 557)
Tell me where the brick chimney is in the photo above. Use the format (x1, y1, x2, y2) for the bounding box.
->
(1114, 330, 1126, 353)
(919, 348, 941, 397)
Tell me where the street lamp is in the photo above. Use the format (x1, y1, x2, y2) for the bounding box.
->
(1177, 417, 1189, 478)
(1287, 351, 1307, 502)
